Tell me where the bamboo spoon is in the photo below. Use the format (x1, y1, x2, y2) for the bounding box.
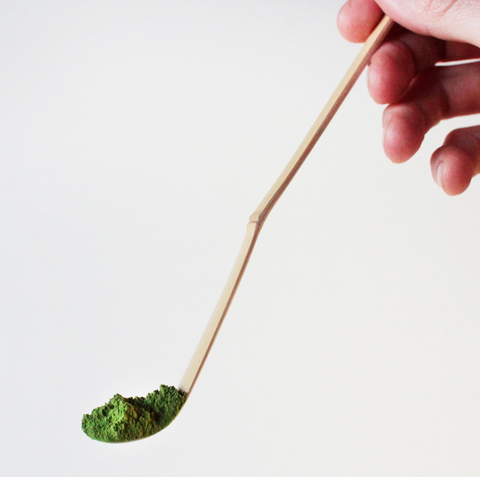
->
(82, 15, 394, 443)
(179, 15, 394, 395)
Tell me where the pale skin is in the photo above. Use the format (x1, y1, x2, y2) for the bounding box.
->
(337, 0, 480, 195)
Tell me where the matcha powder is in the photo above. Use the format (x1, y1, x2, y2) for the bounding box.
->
(82, 385, 186, 443)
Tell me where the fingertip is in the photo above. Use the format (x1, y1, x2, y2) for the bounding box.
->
(383, 104, 425, 163)
(431, 145, 475, 196)
(337, 0, 384, 43)
(337, 3, 360, 43)
(368, 41, 415, 104)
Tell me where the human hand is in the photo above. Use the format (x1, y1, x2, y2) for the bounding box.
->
(337, 0, 480, 195)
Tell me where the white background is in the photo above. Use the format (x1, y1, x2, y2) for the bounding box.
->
(2, 1, 480, 476)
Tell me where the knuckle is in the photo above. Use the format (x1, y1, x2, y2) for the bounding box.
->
(417, 0, 460, 20)
(444, 128, 466, 144)
(444, 127, 480, 157)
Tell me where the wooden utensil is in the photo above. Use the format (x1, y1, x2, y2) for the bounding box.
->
(179, 15, 395, 395)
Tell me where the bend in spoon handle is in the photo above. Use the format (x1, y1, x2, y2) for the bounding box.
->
(251, 15, 394, 226)
(178, 15, 394, 395)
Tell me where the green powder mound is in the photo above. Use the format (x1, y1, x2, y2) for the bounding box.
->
(82, 385, 187, 443)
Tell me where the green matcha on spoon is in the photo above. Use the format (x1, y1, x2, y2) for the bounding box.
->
(82, 15, 394, 444)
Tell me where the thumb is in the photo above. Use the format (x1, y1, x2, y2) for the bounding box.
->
(376, 0, 480, 47)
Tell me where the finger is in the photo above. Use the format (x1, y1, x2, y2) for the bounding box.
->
(375, 0, 480, 48)
(382, 62, 480, 163)
(337, 0, 384, 43)
(431, 126, 480, 196)
(382, 102, 426, 163)
(339, 0, 480, 50)
(368, 32, 480, 104)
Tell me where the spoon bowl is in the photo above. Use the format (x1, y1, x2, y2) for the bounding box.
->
(82, 385, 186, 443)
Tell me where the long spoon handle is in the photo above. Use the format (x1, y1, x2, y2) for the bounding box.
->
(178, 15, 394, 395)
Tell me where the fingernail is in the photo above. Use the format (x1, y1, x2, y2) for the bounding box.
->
(382, 117, 392, 151)
(382, 116, 388, 138)
(435, 162, 444, 189)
